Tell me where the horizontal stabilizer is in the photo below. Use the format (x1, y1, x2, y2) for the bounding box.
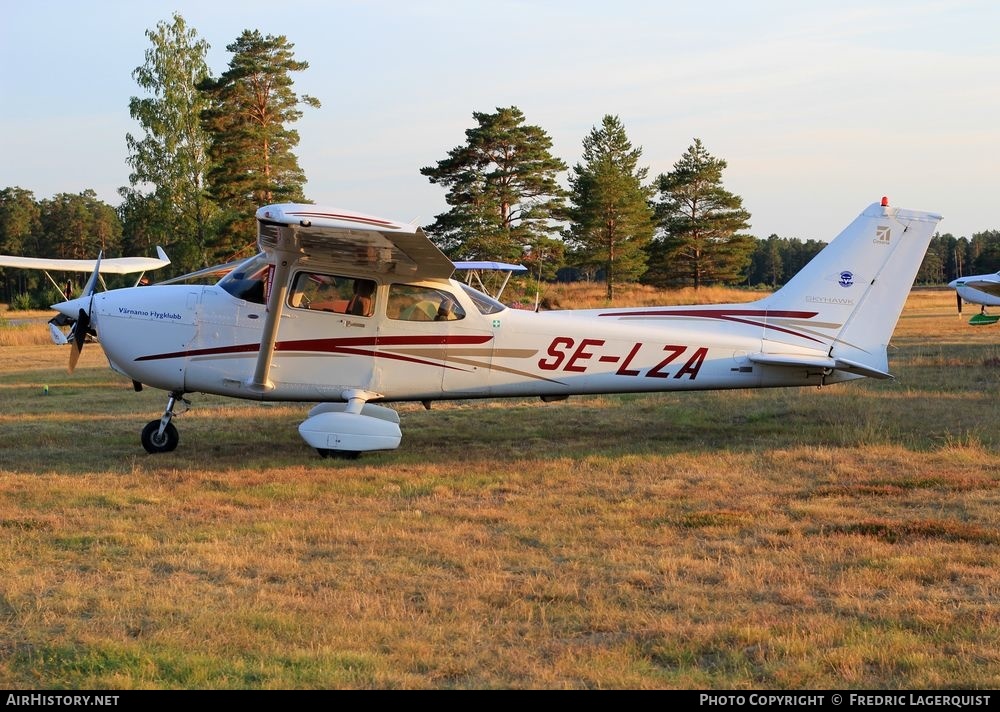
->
(831, 357, 893, 380)
(48, 322, 68, 346)
(749, 352, 893, 379)
(749, 352, 835, 370)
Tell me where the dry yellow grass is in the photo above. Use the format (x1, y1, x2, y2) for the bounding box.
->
(0, 309, 54, 347)
(532, 282, 766, 310)
(0, 286, 997, 689)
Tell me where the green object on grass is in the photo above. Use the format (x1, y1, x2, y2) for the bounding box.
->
(969, 313, 999, 326)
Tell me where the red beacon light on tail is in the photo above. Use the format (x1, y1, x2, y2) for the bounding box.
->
(881, 196, 889, 207)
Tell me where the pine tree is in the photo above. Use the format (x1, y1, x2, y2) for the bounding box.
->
(564, 115, 655, 301)
(421, 106, 567, 261)
(968, 230, 1000, 274)
(39, 191, 122, 261)
(648, 139, 755, 289)
(197, 30, 320, 262)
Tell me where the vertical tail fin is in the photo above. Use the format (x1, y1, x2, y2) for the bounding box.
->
(760, 199, 942, 377)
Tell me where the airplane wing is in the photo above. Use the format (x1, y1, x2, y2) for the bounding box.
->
(957, 274, 1000, 298)
(453, 261, 528, 272)
(255, 205, 454, 280)
(154, 258, 243, 285)
(0, 246, 170, 274)
(453, 260, 528, 300)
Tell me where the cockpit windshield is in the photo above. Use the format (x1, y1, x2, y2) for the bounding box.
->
(460, 283, 506, 315)
(218, 253, 270, 304)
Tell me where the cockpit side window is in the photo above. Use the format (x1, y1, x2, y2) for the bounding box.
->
(387, 284, 465, 322)
(288, 272, 377, 317)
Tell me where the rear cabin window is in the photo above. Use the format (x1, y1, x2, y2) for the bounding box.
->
(460, 283, 506, 315)
(387, 284, 465, 322)
(289, 272, 376, 317)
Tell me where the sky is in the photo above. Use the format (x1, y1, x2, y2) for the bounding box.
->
(2, 0, 999, 243)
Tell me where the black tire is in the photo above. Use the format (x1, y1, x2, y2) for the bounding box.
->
(317, 448, 360, 460)
(141, 420, 179, 454)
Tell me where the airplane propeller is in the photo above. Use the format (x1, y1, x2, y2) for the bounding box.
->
(956, 291, 963, 316)
(66, 252, 102, 374)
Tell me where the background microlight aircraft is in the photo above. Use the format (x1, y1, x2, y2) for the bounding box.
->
(948, 271, 1000, 325)
(0, 247, 170, 297)
(0, 247, 171, 358)
(51, 197, 941, 459)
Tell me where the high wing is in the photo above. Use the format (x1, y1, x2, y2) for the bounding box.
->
(153, 258, 244, 286)
(0, 246, 170, 275)
(953, 272, 1000, 298)
(453, 260, 528, 300)
(948, 271, 1000, 324)
(255, 205, 453, 280)
(0, 246, 171, 297)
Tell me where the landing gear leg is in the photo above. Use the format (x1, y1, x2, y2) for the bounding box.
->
(141, 391, 186, 453)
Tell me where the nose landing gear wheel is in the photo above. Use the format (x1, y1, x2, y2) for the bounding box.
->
(141, 420, 179, 453)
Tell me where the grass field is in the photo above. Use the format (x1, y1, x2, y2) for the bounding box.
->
(0, 288, 997, 689)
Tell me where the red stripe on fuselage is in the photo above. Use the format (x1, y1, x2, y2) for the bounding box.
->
(134, 334, 493, 362)
(598, 308, 826, 344)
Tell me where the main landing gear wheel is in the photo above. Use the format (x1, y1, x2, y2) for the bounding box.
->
(317, 448, 361, 460)
(141, 420, 179, 453)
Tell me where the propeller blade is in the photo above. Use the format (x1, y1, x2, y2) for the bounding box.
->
(956, 291, 963, 315)
(66, 252, 101, 374)
(68, 342, 82, 373)
(81, 252, 103, 297)
(67, 308, 90, 374)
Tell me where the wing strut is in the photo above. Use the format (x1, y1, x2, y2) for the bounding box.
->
(39, 270, 67, 298)
(248, 256, 292, 392)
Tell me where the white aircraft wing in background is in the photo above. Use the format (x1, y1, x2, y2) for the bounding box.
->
(452, 260, 528, 300)
(0, 246, 171, 276)
(0, 246, 170, 297)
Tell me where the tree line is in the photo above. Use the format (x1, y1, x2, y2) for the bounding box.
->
(2, 13, 998, 308)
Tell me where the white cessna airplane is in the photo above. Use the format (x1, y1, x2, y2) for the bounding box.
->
(948, 271, 1000, 325)
(50, 197, 941, 459)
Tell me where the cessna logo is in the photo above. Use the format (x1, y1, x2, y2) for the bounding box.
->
(874, 225, 891, 245)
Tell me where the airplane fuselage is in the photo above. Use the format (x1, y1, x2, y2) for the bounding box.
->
(85, 276, 855, 406)
(49, 199, 943, 456)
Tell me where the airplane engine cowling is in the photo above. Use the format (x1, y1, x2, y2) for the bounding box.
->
(298, 408, 402, 454)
